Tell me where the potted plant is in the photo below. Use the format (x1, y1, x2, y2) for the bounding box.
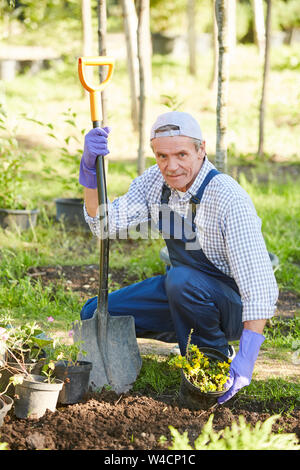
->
(12, 370, 64, 420)
(0, 318, 53, 397)
(0, 320, 64, 419)
(47, 329, 92, 405)
(0, 106, 39, 231)
(169, 330, 231, 410)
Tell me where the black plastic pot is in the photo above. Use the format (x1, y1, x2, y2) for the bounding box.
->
(151, 32, 177, 55)
(0, 208, 39, 231)
(55, 198, 89, 230)
(54, 360, 93, 404)
(0, 394, 13, 426)
(178, 347, 230, 411)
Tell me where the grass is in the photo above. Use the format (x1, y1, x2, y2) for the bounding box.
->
(238, 175, 300, 295)
(236, 377, 300, 413)
(132, 354, 181, 395)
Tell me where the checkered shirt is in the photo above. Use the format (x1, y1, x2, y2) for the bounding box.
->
(84, 157, 278, 322)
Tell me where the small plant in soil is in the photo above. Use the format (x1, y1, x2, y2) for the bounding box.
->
(169, 331, 231, 393)
(0, 317, 55, 394)
(42, 335, 86, 372)
(0, 317, 52, 367)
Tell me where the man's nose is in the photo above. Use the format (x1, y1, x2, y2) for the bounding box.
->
(166, 158, 179, 172)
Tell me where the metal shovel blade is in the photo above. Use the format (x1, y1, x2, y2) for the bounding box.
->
(73, 312, 142, 394)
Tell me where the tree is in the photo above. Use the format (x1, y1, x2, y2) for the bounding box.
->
(252, 0, 265, 60)
(121, 0, 139, 131)
(209, 0, 218, 90)
(187, 0, 197, 75)
(136, 0, 151, 176)
(215, 0, 230, 173)
(258, 0, 271, 157)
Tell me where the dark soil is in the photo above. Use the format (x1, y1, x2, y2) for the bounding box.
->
(0, 261, 298, 450)
(1, 390, 299, 450)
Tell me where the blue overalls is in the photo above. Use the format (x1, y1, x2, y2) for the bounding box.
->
(80, 169, 243, 356)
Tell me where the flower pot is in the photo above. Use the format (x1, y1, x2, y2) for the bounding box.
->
(0, 394, 14, 426)
(55, 198, 89, 231)
(0, 360, 43, 398)
(151, 32, 177, 55)
(54, 360, 93, 404)
(178, 347, 230, 411)
(0, 208, 39, 231)
(14, 374, 63, 419)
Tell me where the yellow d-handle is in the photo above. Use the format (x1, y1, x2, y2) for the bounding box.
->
(78, 56, 114, 123)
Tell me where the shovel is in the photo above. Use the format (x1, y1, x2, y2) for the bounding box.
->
(74, 56, 142, 394)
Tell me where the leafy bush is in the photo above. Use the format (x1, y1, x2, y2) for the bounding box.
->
(167, 414, 300, 450)
(24, 110, 85, 199)
(0, 106, 34, 210)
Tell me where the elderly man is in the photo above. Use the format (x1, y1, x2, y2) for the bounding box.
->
(79, 111, 278, 403)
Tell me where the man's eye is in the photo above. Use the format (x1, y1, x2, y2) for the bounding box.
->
(179, 152, 186, 157)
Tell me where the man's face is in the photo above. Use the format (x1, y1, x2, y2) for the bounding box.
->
(152, 136, 206, 192)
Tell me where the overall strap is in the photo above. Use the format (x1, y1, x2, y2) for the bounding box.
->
(190, 169, 220, 216)
(160, 183, 171, 204)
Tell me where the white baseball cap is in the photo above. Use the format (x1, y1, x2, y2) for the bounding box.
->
(150, 111, 203, 141)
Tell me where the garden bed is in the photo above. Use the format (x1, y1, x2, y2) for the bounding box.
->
(0, 262, 298, 450)
(0, 388, 299, 450)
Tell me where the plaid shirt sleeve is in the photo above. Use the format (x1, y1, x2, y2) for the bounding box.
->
(83, 174, 150, 238)
(223, 196, 278, 322)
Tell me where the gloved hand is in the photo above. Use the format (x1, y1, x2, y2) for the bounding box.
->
(218, 329, 265, 404)
(79, 126, 110, 188)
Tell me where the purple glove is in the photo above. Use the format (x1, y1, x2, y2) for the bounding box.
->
(79, 126, 110, 188)
(218, 329, 265, 404)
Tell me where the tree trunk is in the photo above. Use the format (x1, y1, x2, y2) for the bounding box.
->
(97, 0, 108, 127)
(258, 0, 271, 157)
(81, 0, 93, 94)
(187, 0, 197, 75)
(252, 0, 265, 60)
(137, 0, 152, 175)
(209, 0, 218, 90)
(121, 0, 139, 131)
(215, 0, 230, 173)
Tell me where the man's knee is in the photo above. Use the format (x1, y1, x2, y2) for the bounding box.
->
(165, 265, 213, 301)
(165, 266, 197, 302)
(80, 296, 97, 320)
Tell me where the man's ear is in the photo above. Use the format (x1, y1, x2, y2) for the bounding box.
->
(199, 140, 206, 158)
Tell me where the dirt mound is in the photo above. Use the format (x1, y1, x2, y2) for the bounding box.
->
(1, 390, 299, 450)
